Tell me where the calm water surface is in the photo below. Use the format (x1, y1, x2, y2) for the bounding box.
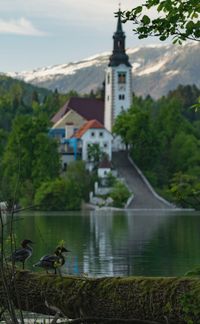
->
(7, 210, 200, 277)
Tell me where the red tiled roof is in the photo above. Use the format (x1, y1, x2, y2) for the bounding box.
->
(73, 119, 105, 138)
(51, 97, 104, 125)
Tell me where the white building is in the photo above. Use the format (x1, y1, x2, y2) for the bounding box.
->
(73, 119, 112, 170)
(97, 159, 112, 179)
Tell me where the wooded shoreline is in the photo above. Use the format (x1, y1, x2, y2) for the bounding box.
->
(0, 270, 200, 323)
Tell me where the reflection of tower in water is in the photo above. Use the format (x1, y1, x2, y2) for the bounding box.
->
(83, 211, 115, 276)
(82, 210, 172, 277)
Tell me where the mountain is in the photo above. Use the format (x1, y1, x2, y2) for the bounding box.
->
(6, 42, 200, 99)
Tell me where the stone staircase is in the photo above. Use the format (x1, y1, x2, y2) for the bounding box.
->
(112, 151, 173, 209)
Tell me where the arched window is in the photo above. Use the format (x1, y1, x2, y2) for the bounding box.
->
(118, 72, 126, 84)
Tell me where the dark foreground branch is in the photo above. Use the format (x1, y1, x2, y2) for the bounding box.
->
(59, 317, 162, 323)
(0, 270, 200, 323)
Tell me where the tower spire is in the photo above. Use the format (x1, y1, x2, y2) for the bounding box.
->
(116, 5, 123, 33)
(108, 7, 131, 67)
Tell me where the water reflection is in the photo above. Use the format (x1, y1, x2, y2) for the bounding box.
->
(6, 210, 200, 277)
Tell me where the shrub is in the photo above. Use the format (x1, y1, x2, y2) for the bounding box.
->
(34, 177, 82, 211)
(110, 181, 130, 208)
(106, 172, 117, 187)
(65, 160, 92, 202)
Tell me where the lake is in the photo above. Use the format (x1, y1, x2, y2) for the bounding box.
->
(5, 209, 200, 277)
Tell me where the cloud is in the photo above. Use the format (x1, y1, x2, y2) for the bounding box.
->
(0, 18, 46, 36)
(0, 0, 142, 21)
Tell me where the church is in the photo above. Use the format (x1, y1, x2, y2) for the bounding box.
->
(50, 9, 132, 169)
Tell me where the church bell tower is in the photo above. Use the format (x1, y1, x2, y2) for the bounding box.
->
(104, 9, 132, 133)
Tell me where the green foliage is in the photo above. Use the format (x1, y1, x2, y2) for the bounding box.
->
(0, 77, 80, 206)
(180, 291, 200, 324)
(34, 177, 82, 211)
(122, 0, 200, 43)
(0, 128, 7, 158)
(1, 114, 60, 206)
(170, 172, 200, 209)
(0, 76, 51, 132)
(87, 143, 103, 169)
(106, 172, 117, 187)
(185, 266, 200, 277)
(34, 161, 93, 211)
(110, 181, 130, 208)
(112, 111, 131, 146)
(168, 85, 200, 118)
(113, 84, 200, 209)
(192, 97, 200, 112)
(0, 76, 77, 134)
(65, 160, 92, 201)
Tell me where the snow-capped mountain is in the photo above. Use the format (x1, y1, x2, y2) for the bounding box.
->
(7, 42, 200, 98)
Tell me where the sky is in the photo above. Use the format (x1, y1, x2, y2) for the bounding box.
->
(0, 0, 160, 72)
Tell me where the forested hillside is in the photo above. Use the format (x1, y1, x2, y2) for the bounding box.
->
(0, 75, 75, 132)
(113, 85, 200, 209)
(0, 76, 79, 209)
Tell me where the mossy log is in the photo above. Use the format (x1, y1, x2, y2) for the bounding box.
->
(1, 270, 200, 323)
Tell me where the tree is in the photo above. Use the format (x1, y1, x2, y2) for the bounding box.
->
(112, 86, 200, 206)
(1, 270, 200, 323)
(2, 114, 60, 206)
(0, 129, 6, 159)
(113, 100, 159, 172)
(87, 143, 103, 169)
(66, 160, 92, 201)
(112, 111, 131, 148)
(31, 90, 39, 104)
(122, 0, 200, 43)
(170, 172, 200, 209)
(169, 131, 200, 174)
(110, 181, 130, 208)
(35, 161, 95, 210)
(34, 177, 82, 211)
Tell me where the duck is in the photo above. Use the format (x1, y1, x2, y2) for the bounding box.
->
(34, 245, 70, 274)
(10, 239, 33, 269)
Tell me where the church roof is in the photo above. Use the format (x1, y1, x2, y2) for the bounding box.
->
(51, 97, 104, 125)
(73, 119, 105, 138)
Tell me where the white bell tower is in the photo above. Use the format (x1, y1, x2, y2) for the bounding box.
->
(104, 9, 132, 134)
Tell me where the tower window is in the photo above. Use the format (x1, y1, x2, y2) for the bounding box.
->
(107, 74, 110, 84)
(118, 72, 126, 84)
(107, 95, 109, 101)
(119, 94, 125, 100)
